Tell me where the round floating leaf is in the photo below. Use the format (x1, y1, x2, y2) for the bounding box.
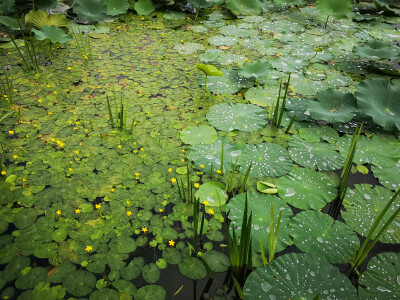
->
(163, 11, 187, 20)
(33, 242, 58, 258)
(202, 250, 230, 272)
(73, 0, 107, 22)
(133, 0, 155, 16)
(0, 244, 19, 265)
(342, 184, 399, 244)
(359, 253, 400, 299)
(14, 208, 38, 229)
(3, 256, 30, 282)
(196, 64, 223, 77)
(355, 78, 400, 131)
(245, 85, 279, 107)
(288, 136, 344, 171)
(199, 49, 223, 62)
(226, 0, 262, 16)
(372, 163, 400, 190)
(238, 143, 292, 178)
(112, 279, 137, 295)
(195, 182, 228, 207)
(180, 125, 217, 145)
(178, 257, 207, 280)
(244, 253, 358, 299)
(15, 267, 47, 290)
(32, 25, 73, 45)
(174, 43, 205, 55)
(207, 103, 268, 132)
(142, 263, 160, 284)
(227, 192, 293, 253)
(298, 125, 339, 144)
(238, 60, 273, 80)
(104, 0, 129, 16)
(198, 69, 252, 94)
(63, 270, 96, 297)
(289, 210, 359, 263)
(306, 88, 357, 123)
(162, 247, 182, 265)
(89, 289, 119, 300)
(120, 257, 145, 280)
(353, 40, 400, 61)
(111, 236, 137, 254)
(285, 97, 314, 122)
(271, 56, 308, 73)
(208, 35, 238, 46)
(316, 0, 352, 19)
(135, 285, 166, 300)
(276, 167, 337, 210)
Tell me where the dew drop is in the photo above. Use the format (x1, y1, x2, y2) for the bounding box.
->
(261, 282, 272, 292)
(317, 237, 324, 243)
(284, 187, 296, 197)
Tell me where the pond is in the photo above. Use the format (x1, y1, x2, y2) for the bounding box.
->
(0, 0, 399, 299)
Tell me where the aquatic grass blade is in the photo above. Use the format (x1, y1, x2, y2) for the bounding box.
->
(231, 274, 244, 299)
(277, 73, 291, 127)
(187, 242, 214, 279)
(285, 115, 296, 134)
(106, 95, 115, 127)
(239, 162, 252, 194)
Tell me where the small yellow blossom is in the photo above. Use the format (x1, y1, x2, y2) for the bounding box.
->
(169, 240, 175, 247)
(85, 245, 93, 252)
(142, 227, 148, 233)
(161, 33, 165, 36)
(84, 129, 88, 133)
(184, 68, 188, 71)
(207, 208, 215, 215)
(95, 204, 102, 210)
(126, 211, 132, 216)
(117, 145, 122, 149)
(200, 164, 205, 168)
(21, 43, 25, 46)
(159, 208, 163, 213)
(53, 91, 57, 94)
(216, 170, 222, 174)
(51, 138, 56, 142)
(122, 71, 126, 75)
(1, 171, 6, 176)
(168, 168, 173, 173)
(140, 148, 144, 151)
(8, 131, 14, 135)
(126, 200, 130, 205)
(74, 150, 79, 154)
(157, 71, 161, 74)
(134, 172, 140, 176)
(111, 188, 115, 192)
(75, 208, 81, 214)
(12, 155, 18, 159)
(194, 183, 200, 188)
(48, 112, 53, 115)
(67, 67, 72, 70)
(181, 159, 185, 162)
(247, 60, 252, 63)
(180, 40, 184, 43)
(133, 141, 137, 144)
(56, 209, 61, 215)
(171, 178, 177, 183)
(70, 161, 73, 164)
(68, 120, 73, 124)
(75, 122, 80, 125)
(204, 200, 209, 206)
(69, 168, 73, 172)
(56, 140, 65, 148)
(134, 82, 138, 86)
(38, 99, 42, 103)
(147, 54, 151, 56)
(181, 149, 185, 153)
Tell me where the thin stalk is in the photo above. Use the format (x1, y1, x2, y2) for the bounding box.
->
(239, 162, 252, 194)
(130, 120, 135, 135)
(30, 37, 39, 70)
(195, 0, 204, 21)
(71, 30, 84, 62)
(78, 27, 87, 59)
(113, 85, 118, 127)
(87, 35, 93, 61)
(49, 42, 52, 62)
(106, 95, 114, 127)
(324, 15, 329, 29)
(272, 79, 282, 125)
(285, 115, 296, 134)
(10, 35, 30, 71)
(187, 242, 214, 279)
(220, 138, 224, 174)
(204, 75, 208, 92)
(277, 73, 291, 127)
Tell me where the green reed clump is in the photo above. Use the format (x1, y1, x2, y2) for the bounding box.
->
(176, 163, 195, 203)
(271, 73, 294, 132)
(260, 203, 282, 266)
(106, 85, 134, 133)
(71, 27, 93, 63)
(1, 71, 14, 108)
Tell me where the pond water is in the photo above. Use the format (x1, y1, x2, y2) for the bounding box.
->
(0, 1, 399, 300)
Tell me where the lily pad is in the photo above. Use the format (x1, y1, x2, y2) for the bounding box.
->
(227, 192, 293, 253)
(238, 143, 292, 178)
(244, 253, 358, 299)
(355, 78, 400, 131)
(289, 210, 359, 263)
(206, 103, 268, 132)
(271, 56, 308, 73)
(134, 0, 155, 16)
(288, 136, 345, 171)
(178, 257, 207, 280)
(208, 35, 238, 46)
(371, 164, 400, 190)
(245, 85, 280, 107)
(342, 184, 399, 244)
(180, 125, 217, 145)
(135, 285, 166, 300)
(195, 182, 228, 207)
(238, 60, 273, 81)
(198, 69, 252, 94)
(73, 0, 107, 22)
(202, 250, 230, 272)
(199, 49, 223, 62)
(298, 125, 339, 143)
(14, 208, 38, 229)
(142, 263, 160, 284)
(226, 0, 263, 16)
(276, 167, 337, 210)
(353, 40, 400, 61)
(174, 43, 205, 55)
(63, 270, 96, 297)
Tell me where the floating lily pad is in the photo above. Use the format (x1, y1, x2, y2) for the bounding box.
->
(63, 270, 96, 297)
(238, 60, 273, 81)
(353, 40, 400, 61)
(135, 285, 166, 300)
(120, 257, 145, 280)
(195, 182, 227, 207)
(342, 184, 399, 244)
(207, 103, 268, 132)
(306, 88, 358, 123)
(227, 192, 293, 253)
(298, 125, 339, 143)
(355, 78, 400, 131)
(202, 250, 230, 272)
(244, 253, 358, 299)
(198, 69, 251, 94)
(14, 208, 38, 229)
(142, 263, 160, 284)
(208, 35, 238, 46)
(289, 210, 359, 263)
(163, 11, 187, 20)
(162, 247, 182, 265)
(180, 125, 217, 145)
(178, 257, 207, 280)
(219, 25, 256, 38)
(359, 253, 400, 299)
(276, 167, 337, 210)
(174, 42, 205, 55)
(245, 85, 280, 107)
(371, 164, 400, 190)
(288, 136, 344, 171)
(238, 143, 292, 178)
(271, 56, 308, 73)
(199, 49, 223, 62)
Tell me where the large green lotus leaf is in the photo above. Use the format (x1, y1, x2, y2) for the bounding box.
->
(135, 285, 166, 300)
(285, 97, 314, 122)
(290, 74, 330, 96)
(174, 43, 205, 55)
(245, 85, 280, 107)
(226, 0, 262, 16)
(207, 103, 268, 132)
(306, 88, 357, 123)
(289, 210, 359, 263)
(162, 247, 182, 265)
(14, 208, 38, 229)
(33, 242, 58, 258)
(208, 35, 238, 46)
(195, 182, 228, 207)
(63, 270, 96, 297)
(198, 69, 253, 94)
(355, 79, 400, 131)
(371, 163, 400, 190)
(25, 10, 68, 29)
(271, 56, 308, 73)
(120, 257, 145, 280)
(359, 253, 400, 299)
(202, 250, 230, 272)
(104, 0, 129, 15)
(32, 26, 73, 45)
(178, 257, 207, 280)
(353, 40, 400, 61)
(288, 136, 344, 171)
(180, 125, 217, 145)
(298, 125, 339, 144)
(244, 253, 358, 299)
(0, 16, 19, 30)
(199, 49, 223, 62)
(15, 267, 47, 290)
(133, 0, 155, 15)
(336, 135, 400, 168)
(238, 60, 273, 80)
(238, 143, 292, 178)
(89, 289, 119, 300)
(219, 25, 255, 38)
(370, 29, 400, 42)
(0, 0, 14, 14)
(342, 184, 399, 244)
(227, 192, 293, 253)
(276, 168, 337, 210)
(316, 0, 352, 19)
(73, 0, 107, 22)
(142, 263, 160, 284)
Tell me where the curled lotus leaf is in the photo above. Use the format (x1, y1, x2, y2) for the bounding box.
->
(196, 64, 223, 77)
(353, 40, 400, 61)
(25, 10, 68, 29)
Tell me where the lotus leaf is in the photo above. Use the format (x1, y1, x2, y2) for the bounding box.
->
(271, 56, 308, 73)
(298, 125, 339, 143)
(226, 0, 262, 16)
(105, 0, 129, 16)
(342, 184, 399, 244)
(178, 257, 207, 280)
(207, 103, 268, 132)
(285, 97, 314, 121)
(135, 285, 166, 300)
(196, 64, 223, 77)
(316, 0, 352, 19)
(353, 40, 400, 61)
(244, 253, 358, 299)
(174, 43, 205, 55)
(238, 60, 273, 81)
(32, 26, 73, 45)
(199, 49, 223, 62)
(288, 136, 344, 171)
(306, 88, 357, 123)
(120, 257, 145, 280)
(25, 10, 68, 29)
(32, 281, 66, 300)
(195, 182, 227, 207)
(276, 167, 337, 210)
(219, 25, 255, 38)
(72, 0, 107, 22)
(237, 143, 292, 177)
(163, 11, 187, 20)
(142, 263, 160, 284)
(359, 252, 400, 299)
(208, 35, 238, 46)
(14, 208, 38, 229)
(35, 0, 58, 9)
(217, 53, 248, 65)
(202, 250, 230, 272)
(245, 85, 280, 107)
(355, 79, 400, 131)
(15, 267, 47, 290)
(198, 69, 252, 94)
(227, 192, 293, 253)
(371, 164, 400, 190)
(0, 16, 19, 30)
(180, 125, 217, 146)
(0, 0, 14, 13)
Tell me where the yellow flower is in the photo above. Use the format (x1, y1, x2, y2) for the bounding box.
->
(126, 211, 132, 216)
(142, 227, 148, 233)
(134, 82, 138, 86)
(216, 170, 222, 174)
(171, 178, 177, 183)
(1, 171, 6, 176)
(159, 208, 163, 213)
(184, 68, 188, 71)
(56, 209, 61, 215)
(95, 204, 102, 210)
(126, 200, 130, 205)
(169, 240, 175, 247)
(85, 245, 93, 252)
(111, 188, 115, 192)
(117, 145, 122, 149)
(181, 159, 185, 162)
(38, 99, 42, 103)
(122, 71, 126, 75)
(203, 200, 209, 206)
(180, 40, 184, 43)
(134, 172, 140, 176)
(207, 208, 215, 215)
(75, 122, 80, 125)
(75, 208, 81, 214)
(168, 168, 173, 173)
(147, 54, 151, 56)
(84, 129, 88, 133)
(67, 67, 72, 70)
(69, 168, 73, 172)
(48, 112, 53, 115)
(51, 138, 56, 142)
(53, 91, 57, 94)
(181, 149, 185, 153)
(200, 164, 205, 168)
(56, 140, 65, 148)
(68, 120, 73, 124)
(140, 148, 144, 151)
(8, 130, 14, 135)
(74, 150, 79, 154)
(157, 71, 161, 74)
(247, 60, 252, 63)
(12, 155, 18, 159)
(194, 183, 200, 188)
